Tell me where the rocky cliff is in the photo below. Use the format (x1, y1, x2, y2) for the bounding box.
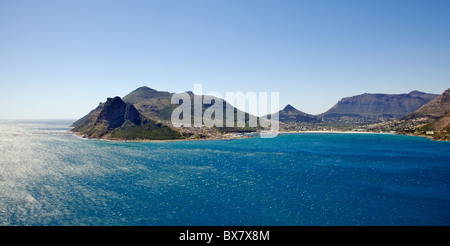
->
(71, 96, 183, 140)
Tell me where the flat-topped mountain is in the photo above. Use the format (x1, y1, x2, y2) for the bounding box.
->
(71, 96, 182, 140)
(365, 89, 450, 141)
(320, 91, 438, 122)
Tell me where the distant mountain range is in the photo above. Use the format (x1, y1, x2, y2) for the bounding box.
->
(404, 89, 450, 120)
(318, 90, 438, 122)
(361, 88, 450, 140)
(71, 86, 447, 140)
(269, 90, 438, 124)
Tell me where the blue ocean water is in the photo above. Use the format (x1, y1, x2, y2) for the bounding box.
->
(0, 120, 449, 226)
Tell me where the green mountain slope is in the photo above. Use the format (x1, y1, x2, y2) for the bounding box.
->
(123, 86, 260, 129)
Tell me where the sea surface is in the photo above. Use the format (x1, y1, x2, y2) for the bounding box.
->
(0, 120, 449, 226)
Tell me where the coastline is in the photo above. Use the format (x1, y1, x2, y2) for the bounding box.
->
(71, 129, 449, 142)
(278, 130, 395, 135)
(279, 130, 449, 141)
(72, 130, 390, 143)
(71, 131, 254, 143)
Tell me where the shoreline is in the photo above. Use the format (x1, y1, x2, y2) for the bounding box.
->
(72, 131, 254, 143)
(71, 130, 449, 143)
(279, 130, 449, 141)
(72, 130, 392, 143)
(278, 130, 395, 135)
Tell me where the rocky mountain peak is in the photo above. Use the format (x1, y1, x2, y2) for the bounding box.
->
(98, 96, 142, 129)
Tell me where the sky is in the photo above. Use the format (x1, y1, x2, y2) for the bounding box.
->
(1, 0, 449, 119)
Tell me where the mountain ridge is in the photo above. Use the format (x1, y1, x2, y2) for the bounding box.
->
(122, 86, 260, 129)
(404, 88, 450, 119)
(319, 91, 438, 122)
(70, 86, 446, 140)
(363, 88, 450, 141)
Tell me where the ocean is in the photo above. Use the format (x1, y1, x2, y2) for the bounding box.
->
(0, 120, 449, 226)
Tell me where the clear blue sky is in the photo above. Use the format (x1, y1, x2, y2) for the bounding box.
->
(1, 0, 449, 119)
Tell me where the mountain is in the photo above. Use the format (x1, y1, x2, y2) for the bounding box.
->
(276, 104, 321, 123)
(320, 91, 439, 123)
(367, 89, 450, 141)
(404, 89, 450, 119)
(71, 86, 264, 141)
(122, 86, 260, 130)
(71, 96, 183, 140)
(410, 89, 450, 140)
(72, 86, 444, 140)
(123, 86, 178, 121)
